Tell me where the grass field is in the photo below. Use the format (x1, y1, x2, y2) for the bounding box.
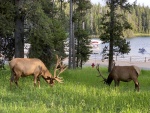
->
(0, 66, 150, 113)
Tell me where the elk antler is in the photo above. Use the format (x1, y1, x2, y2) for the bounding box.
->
(53, 55, 68, 83)
(96, 64, 106, 81)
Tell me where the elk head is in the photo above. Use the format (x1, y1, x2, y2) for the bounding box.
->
(50, 55, 68, 86)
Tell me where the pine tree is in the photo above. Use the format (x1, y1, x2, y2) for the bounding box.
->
(25, 0, 67, 67)
(0, 0, 15, 60)
(73, 0, 92, 68)
(100, 0, 132, 72)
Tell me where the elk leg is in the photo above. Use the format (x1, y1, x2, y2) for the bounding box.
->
(14, 76, 19, 87)
(37, 77, 40, 88)
(10, 70, 16, 89)
(134, 80, 139, 91)
(34, 76, 37, 87)
(10, 75, 14, 89)
(13, 76, 22, 89)
(114, 80, 120, 87)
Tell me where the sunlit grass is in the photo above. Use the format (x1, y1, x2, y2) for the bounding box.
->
(0, 67, 150, 113)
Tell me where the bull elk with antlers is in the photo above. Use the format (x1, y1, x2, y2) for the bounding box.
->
(9, 55, 67, 89)
(96, 64, 141, 91)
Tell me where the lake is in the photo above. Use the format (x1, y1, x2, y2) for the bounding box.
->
(90, 37, 150, 61)
(126, 37, 150, 57)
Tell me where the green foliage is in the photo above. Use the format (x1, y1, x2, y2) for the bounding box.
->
(52, 19, 67, 55)
(115, 38, 131, 54)
(99, 0, 132, 71)
(26, 2, 53, 66)
(0, 37, 15, 60)
(23, 0, 67, 67)
(1, 67, 150, 112)
(0, 0, 67, 62)
(0, 0, 15, 36)
(86, 3, 150, 36)
(0, 0, 68, 66)
(75, 29, 92, 67)
(73, 0, 92, 68)
(0, 0, 15, 59)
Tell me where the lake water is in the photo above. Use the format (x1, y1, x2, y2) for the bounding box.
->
(126, 37, 150, 57)
(90, 37, 150, 61)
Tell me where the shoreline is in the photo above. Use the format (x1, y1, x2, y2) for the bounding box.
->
(63, 57, 150, 70)
(84, 59, 150, 70)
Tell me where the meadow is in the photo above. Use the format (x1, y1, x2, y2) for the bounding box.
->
(0, 66, 150, 113)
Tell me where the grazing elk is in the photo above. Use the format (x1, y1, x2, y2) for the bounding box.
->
(96, 64, 141, 91)
(9, 55, 67, 89)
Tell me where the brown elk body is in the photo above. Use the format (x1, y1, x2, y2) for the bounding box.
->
(9, 55, 67, 89)
(96, 65, 141, 91)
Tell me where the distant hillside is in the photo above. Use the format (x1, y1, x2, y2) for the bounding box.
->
(85, 4, 150, 37)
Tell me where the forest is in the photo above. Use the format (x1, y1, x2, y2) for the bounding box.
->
(87, 3, 150, 37)
(0, 0, 150, 69)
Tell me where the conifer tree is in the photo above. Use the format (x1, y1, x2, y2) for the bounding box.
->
(26, 0, 67, 67)
(100, 0, 132, 72)
(73, 0, 92, 68)
(0, 0, 15, 60)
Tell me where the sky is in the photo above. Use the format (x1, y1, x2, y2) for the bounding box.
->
(91, 0, 150, 7)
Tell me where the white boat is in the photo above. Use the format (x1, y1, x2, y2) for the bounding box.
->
(90, 39, 102, 54)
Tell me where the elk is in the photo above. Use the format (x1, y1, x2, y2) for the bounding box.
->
(96, 64, 141, 91)
(9, 55, 67, 89)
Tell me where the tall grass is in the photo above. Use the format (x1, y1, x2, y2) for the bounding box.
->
(0, 67, 150, 113)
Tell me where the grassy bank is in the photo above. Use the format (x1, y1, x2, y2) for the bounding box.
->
(0, 67, 150, 113)
(134, 33, 150, 37)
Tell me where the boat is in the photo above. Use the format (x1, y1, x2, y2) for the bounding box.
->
(90, 39, 102, 54)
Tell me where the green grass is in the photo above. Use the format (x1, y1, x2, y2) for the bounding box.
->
(0, 67, 150, 113)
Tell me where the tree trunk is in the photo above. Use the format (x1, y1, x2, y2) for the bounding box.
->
(76, 38, 79, 67)
(80, 59, 82, 69)
(108, 0, 115, 72)
(72, 22, 76, 69)
(69, 0, 73, 68)
(14, 0, 24, 58)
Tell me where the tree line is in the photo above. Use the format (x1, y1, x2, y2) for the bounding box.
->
(0, 0, 92, 68)
(0, 0, 68, 67)
(86, 2, 150, 37)
(0, 0, 150, 69)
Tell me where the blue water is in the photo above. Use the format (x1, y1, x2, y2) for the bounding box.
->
(90, 37, 150, 60)
(126, 37, 150, 57)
